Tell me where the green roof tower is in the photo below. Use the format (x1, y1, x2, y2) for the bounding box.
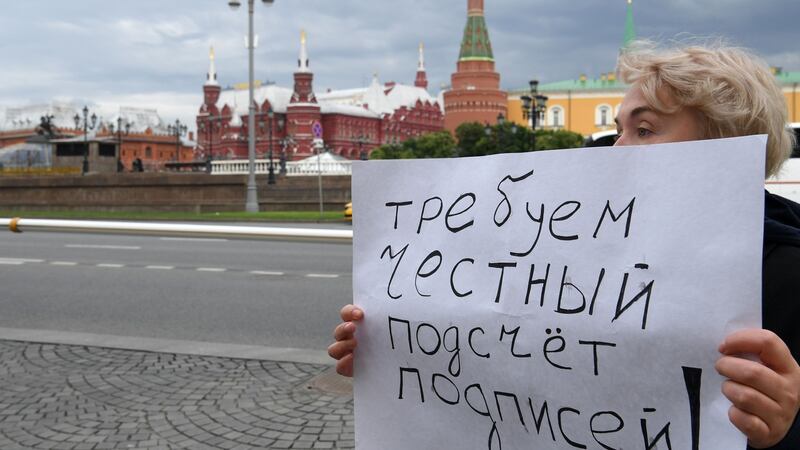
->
(459, 0, 494, 62)
(444, 0, 508, 133)
(622, 0, 636, 49)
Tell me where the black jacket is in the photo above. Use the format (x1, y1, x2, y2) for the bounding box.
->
(755, 191, 800, 450)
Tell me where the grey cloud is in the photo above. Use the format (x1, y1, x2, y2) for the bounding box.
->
(1, 0, 798, 130)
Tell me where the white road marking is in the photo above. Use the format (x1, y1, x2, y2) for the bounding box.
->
(51, 261, 78, 266)
(97, 264, 125, 268)
(65, 244, 141, 250)
(0, 261, 24, 265)
(160, 237, 228, 242)
(0, 258, 44, 263)
(146, 265, 174, 270)
(306, 273, 339, 279)
(0, 257, 44, 262)
(197, 267, 227, 272)
(250, 271, 284, 276)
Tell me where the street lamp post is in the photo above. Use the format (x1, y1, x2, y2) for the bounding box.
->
(267, 107, 276, 184)
(229, 0, 275, 212)
(520, 79, 548, 151)
(198, 115, 217, 173)
(109, 117, 132, 172)
(521, 80, 537, 151)
(313, 139, 324, 217)
(279, 135, 293, 175)
(167, 119, 187, 163)
(356, 134, 368, 160)
(535, 93, 549, 131)
(73, 106, 97, 175)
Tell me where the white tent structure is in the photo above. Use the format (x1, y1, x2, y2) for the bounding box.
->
(0, 142, 52, 169)
(289, 151, 351, 176)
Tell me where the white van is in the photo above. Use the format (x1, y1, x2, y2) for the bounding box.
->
(766, 123, 800, 203)
(583, 130, 618, 147)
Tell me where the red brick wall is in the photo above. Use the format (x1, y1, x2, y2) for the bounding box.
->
(0, 174, 352, 212)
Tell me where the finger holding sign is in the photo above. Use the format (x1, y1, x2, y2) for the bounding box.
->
(716, 329, 800, 448)
(327, 304, 364, 377)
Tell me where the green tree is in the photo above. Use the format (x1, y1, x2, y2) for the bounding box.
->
(368, 131, 456, 160)
(454, 122, 488, 157)
(456, 121, 537, 156)
(534, 129, 586, 150)
(411, 131, 456, 158)
(369, 125, 587, 160)
(491, 122, 534, 154)
(369, 143, 413, 159)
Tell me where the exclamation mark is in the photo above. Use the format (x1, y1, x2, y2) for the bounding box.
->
(682, 366, 702, 450)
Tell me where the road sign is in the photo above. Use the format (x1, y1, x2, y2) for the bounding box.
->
(312, 122, 323, 139)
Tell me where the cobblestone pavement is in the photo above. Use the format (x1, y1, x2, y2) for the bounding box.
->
(0, 340, 354, 449)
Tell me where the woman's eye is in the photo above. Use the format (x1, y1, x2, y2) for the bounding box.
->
(637, 128, 652, 137)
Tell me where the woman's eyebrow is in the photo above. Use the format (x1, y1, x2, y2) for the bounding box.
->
(615, 105, 656, 126)
(629, 106, 656, 119)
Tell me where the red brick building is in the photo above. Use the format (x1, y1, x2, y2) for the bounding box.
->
(443, 0, 508, 132)
(197, 35, 444, 162)
(109, 127, 195, 172)
(0, 104, 194, 172)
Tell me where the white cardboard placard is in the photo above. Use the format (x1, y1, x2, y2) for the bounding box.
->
(353, 136, 766, 450)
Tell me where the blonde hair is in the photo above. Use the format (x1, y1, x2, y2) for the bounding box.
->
(617, 40, 794, 178)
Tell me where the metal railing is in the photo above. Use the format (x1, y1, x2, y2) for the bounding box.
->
(210, 159, 352, 176)
(0, 218, 352, 243)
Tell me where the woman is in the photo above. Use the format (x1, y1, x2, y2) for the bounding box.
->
(329, 41, 800, 449)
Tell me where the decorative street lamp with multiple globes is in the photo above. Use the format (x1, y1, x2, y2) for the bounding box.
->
(229, 0, 275, 212)
(198, 116, 219, 173)
(266, 107, 276, 184)
(73, 106, 97, 175)
(520, 79, 548, 151)
(356, 134, 368, 161)
(109, 117, 133, 172)
(279, 135, 294, 175)
(167, 119, 188, 163)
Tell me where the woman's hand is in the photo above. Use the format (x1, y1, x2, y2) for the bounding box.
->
(716, 329, 800, 448)
(327, 304, 364, 377)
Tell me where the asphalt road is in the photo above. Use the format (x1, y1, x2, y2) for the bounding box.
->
(0, 223, 353, 352)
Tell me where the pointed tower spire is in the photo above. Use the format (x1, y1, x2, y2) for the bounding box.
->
(415, 42, 428, 89)
(205, 46, 219, 86)
(444, 0, 507, 133)
(297, 30, 310, 73)
(459, 0, 494, 62)
(622, 0, 636, 50)
(202, 46, 221, 108)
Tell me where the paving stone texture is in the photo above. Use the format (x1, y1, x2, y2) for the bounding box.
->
(0, 341, 354, 449)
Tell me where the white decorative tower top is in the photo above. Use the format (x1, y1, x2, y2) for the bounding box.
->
(297, 30, 310, 73)
(205, 46, 219, 86)
(414, 42, 429, 89)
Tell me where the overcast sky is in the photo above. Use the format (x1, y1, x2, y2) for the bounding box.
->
(2, 0, 798, 131)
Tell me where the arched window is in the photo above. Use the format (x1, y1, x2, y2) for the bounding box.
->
(595, 104, 612, 127)
(145, 147, 152, 158)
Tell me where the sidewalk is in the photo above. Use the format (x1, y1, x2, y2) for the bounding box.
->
(0, 339, 354, 449)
